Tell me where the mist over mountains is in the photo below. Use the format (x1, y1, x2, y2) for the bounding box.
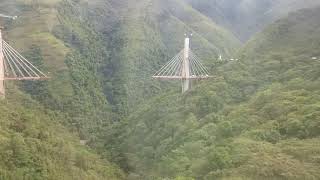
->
(0, 0, 319, 179)
(184, 0, 320, 40)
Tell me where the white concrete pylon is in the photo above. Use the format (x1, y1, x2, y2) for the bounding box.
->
(152, 36, 211, 93)
(0, 28, 5, 99)
(182, 37, 190, 93)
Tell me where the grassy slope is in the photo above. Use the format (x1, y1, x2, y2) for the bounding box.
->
(114, 7, 320, 180)
(4, 0, 116, 137)
(6, 0, 73, 99)
(0, 0, 124, 179)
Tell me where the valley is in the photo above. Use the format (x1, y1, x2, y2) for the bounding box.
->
(0, 0, 319, 179)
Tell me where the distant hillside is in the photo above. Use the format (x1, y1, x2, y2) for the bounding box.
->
(1, 0, 319, 179)
(93, 0, 241, 114)
(109, 7, 320, 179)
(184, 0, 320, 41)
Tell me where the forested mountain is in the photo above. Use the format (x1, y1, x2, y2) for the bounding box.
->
(0, 0, 124, 179)
(108, 6, 320, 180)
(184, 0, 320, 40)
(0, 0, 239, 178)
(93, 0, 241, 114)
(0, 0, 319, 179)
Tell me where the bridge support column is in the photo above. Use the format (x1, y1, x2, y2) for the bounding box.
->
(0, 28, 5, 99)
(182, 37, 190, 93)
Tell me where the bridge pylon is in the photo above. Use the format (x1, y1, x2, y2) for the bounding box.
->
(153, 36, 211, 93)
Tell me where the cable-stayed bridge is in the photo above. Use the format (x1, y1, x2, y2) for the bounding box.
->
(153, 36, 211, 93)
(0, 14, 49, 99)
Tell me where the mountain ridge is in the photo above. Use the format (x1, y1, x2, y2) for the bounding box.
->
(184, 0, 320, 41)
(0, 0, 319, 179)
(110, 6, 320, 179)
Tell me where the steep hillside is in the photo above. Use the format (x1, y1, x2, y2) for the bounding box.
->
(0, 0, 242, 178)
(0, 89, 124, 179)
(7, 0, 241, 117)
(97, 0, 241, 114)
(2, 0, 319, 179)
(108, 7, 320, 179)
(184, 0, 320, 41)
(1, 0, 117, 140)
(0, 0, 124, 179)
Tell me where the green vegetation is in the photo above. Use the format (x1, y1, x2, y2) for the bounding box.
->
(104, 7, 320, 179)
(99, 0, 241, 114)
(184, 0, 320, 41)
(0, 0, 125, 179)
(0, 0, 319, 180)
(0, 90, 124, 179)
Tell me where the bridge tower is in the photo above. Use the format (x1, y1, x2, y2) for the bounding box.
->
(153, 36, 210, 93)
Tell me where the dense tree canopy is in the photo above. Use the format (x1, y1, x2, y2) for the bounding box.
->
(0, 0, 319, 180)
